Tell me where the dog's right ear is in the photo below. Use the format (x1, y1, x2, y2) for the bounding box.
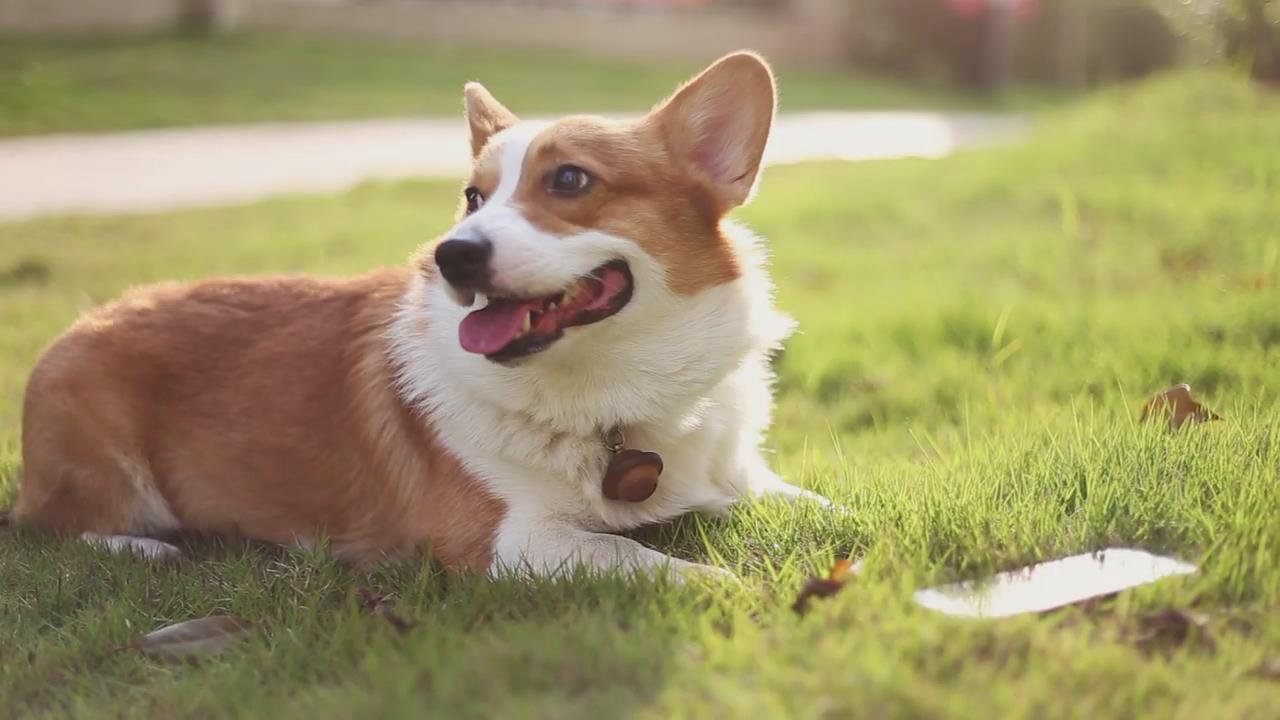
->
(464, 82, 519, 158)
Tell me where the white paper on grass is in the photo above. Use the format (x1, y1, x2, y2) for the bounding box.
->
(913, 548, 1196, 619)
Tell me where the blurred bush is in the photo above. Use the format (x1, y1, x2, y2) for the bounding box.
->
(1019, 0, 1180, 83)
(1220, 0, 1280, 81)
(846, 0, 1184, 89)
(846, 0, 986, 86)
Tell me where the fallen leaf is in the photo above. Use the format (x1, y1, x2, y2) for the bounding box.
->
(1130, 608, 1214, 655)
(358, 587, 417, 635)
(0, 508, 11, 527)
(133, 615, 254, 660)
(1247, 659, 1280, 682)
(1141, 384, 1221, 431)
(792, 558, 861, 616)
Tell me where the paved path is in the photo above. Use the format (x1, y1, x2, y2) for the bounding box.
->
(0, 112, 1025, 220)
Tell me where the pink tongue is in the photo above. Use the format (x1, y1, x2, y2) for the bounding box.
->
(459, 299, 539, 355)
(592, 268, 627, 310)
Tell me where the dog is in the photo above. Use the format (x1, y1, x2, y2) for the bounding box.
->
(15, 51, 823, 580)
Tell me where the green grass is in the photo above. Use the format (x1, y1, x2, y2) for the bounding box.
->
(2, 71, 1279, 717)
(0, 31, 996, 137)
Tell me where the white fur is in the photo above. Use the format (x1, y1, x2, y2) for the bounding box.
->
(389, 122, 811, 580)
(117, 453, 181, 533)
(81, 533, 181, 562)
(85, 457, 181, 562)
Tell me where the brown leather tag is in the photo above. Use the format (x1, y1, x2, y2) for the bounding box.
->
(602, 449, 662, 503)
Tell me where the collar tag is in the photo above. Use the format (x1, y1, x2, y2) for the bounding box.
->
(600, 426, 661, 503)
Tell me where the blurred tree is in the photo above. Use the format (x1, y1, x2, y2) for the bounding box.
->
(1220, 0, 1280, 81)
(1056, 0, 1089, 88)
(845, 0, 1025, 90)
(1097, 2, 1182, 78)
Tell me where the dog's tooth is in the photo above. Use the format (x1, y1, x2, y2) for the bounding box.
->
(522, 310, 532, 333)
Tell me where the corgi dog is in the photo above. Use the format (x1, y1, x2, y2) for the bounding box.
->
(15, 52, 822, 580)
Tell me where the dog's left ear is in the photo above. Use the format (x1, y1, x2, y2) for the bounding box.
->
(649, 52, 776, 213)
(464, 82, 519, 157)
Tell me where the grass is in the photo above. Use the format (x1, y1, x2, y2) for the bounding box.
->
(2, 71, 1279, 717)
(0, 31, 1001, 137)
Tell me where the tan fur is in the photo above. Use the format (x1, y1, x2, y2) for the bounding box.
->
(506, 119, 741, 296)
(16, 270, 506, 569)
(647, 52, 776, 213)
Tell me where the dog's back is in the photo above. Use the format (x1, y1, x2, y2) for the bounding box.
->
(17, 269, 504, 568)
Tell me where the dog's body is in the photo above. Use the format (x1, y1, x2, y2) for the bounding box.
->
(16, 52, 817, 578)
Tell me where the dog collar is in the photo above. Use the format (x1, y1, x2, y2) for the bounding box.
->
(601, 426, 662, 503)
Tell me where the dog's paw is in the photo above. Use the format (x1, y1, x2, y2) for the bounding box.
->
(737, 467, 833, 508)
(671, 560, 741, 586)
(753, 480, 833, 508)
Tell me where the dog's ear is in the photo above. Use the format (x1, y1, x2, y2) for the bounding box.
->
(649, 52, 776, 213)
(464, 82, 519, 158)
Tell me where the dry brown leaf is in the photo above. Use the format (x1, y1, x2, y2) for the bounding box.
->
(792, 558, 862, 616)
(134, 615, 254, 660)
(358, 587, 417, 635)
(1141, 384, 1222, 431)
(1130, 609, 1214, 655)
(1247, 659, 1280, 682)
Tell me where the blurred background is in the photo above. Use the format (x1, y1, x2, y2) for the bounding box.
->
(3, 0, 1278, 217)
(3, 1, 1278, 101)
(4, 5, 1280, 715)
(0, 1, 1277, 439)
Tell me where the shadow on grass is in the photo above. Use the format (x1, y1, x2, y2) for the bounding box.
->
(1, 517, 728, 717)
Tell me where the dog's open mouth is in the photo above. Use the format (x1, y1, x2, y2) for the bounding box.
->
(458, 260, 633, 362)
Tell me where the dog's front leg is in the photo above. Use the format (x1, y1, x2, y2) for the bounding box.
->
(489, 517, 734, 582)
(735, 458, 832, 508)
(751, 471, 831, 506)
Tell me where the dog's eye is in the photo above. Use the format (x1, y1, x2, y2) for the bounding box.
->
(546, 165, 592, 197)
(464, 186, 485, 214)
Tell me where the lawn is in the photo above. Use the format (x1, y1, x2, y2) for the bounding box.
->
(0, 31, 1003, 137)
(2, 72, 1279, 717)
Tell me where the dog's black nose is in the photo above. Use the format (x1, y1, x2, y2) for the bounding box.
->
(435, 237, 493, 288)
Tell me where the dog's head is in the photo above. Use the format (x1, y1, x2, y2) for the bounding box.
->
(421, 52, 778, 379)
